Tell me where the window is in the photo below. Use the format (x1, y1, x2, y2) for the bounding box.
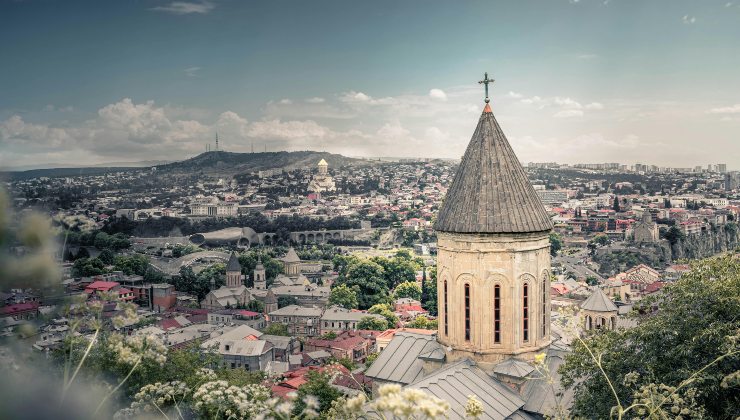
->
(523, 283, 529, 342)
(494, 285, 501, 344)
(443, 280, 448, 336)
(542, 278, 547, 338)
(464, 283, 471, 341)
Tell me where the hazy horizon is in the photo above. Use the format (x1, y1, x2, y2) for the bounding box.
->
(2, 0, 739, 169)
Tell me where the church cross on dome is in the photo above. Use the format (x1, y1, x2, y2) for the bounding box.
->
(478, 72, 495, 104)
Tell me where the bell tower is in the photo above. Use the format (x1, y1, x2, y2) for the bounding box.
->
(434, 75, 553, 368)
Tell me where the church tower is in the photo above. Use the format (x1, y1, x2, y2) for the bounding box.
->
(253, 258, 267, 290)
(434, 78, 553, 368)
(225, 252, 242, 288)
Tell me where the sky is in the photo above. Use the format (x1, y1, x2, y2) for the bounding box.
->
(1, 0, 739, 169)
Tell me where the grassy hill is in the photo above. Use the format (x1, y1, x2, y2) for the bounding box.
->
(155, 150, 370, 176)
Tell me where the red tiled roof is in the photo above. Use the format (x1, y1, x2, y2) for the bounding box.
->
(85, 281, 119, 292)
(0, 302, 40, 315)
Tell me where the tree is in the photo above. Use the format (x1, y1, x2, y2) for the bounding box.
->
(372, 254, 418, 289)
(590, 233, 610, 247)
(612, 195, 621, 212)
(277, 295, 298, 308)
(368, 304, 399, 328)
(328, 284, 359, 309)
(245, 299, 264, 313)
(549, 232, 562, 257)
(75, 247, 90, 260)
(333, 259, 389, 309)
(560, 255, 740, 419)
(293, 370, 343, 416)
(97, 249, 116, 265)
(407, 315, 438, 330)
(357, 316, 389, 331)
(423, 266, 438, 316)
(393, 281, 422, 301)
(262, 323, 289, 336)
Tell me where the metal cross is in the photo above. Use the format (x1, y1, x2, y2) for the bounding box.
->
(478, 72, 495, 103)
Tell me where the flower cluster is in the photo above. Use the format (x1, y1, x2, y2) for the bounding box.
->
(114, 381, 189, 419)
(196, 367, 218, 382)
(108, 333, 167, 366)
(192, 380, 272, 419)
(371, 384, 450, 418)
(629, 383, 705, 419)
(464, 395, 484, 419)
(112, 302, 141, 329)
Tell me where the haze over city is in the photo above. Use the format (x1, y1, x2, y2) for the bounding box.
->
(2, 0, 740, 169)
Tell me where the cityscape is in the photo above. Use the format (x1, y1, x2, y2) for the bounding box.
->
(1, 1, 739, 420)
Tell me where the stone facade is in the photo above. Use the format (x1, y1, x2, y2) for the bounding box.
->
(436, 231, 551, 369)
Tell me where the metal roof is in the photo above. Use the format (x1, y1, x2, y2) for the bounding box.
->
(405, 359, 528, 420)
(434, 105, 553, 234)
(364, 332, 441, 385)
(492, 359, 535, 379)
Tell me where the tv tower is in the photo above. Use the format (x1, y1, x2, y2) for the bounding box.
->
(215, 132, 219, 152)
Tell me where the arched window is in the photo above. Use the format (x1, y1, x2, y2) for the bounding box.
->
(494, 285, 501, 344)
(541, 277, 547, 338)
(523, 283, 529, 342)
(443, 280, 448, 336)
(464, 283, 471, 341)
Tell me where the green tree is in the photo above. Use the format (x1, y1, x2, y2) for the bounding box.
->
(245, 299, 264, 313)
(423, 266, 438, 316)
(97, 249, 116, 265)
(549, 232, 562, 257)
(293, 370, 343, 416)
(357, 316, 389, 331)
(262, 323, 289, 336)
(560, 255, 740, 419)
(328, 284, 359, 309)
(368, 303, 399, 328)
(333, 259, 389, 309)
(393, 281, 422, 301)
(407, 315, 437, 330)
(277, 295, 298, 308)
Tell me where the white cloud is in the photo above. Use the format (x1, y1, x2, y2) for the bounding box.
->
(682, 15, 696, 24)
(429, 89, 447, 100)
(707, 104, 740, 114)
(152, 1, 214, 14)
(553, 109, 584, 118)
(725, 2, 734, 7)
(184, 66, 201, 77)
(554, 97, 583, 109)
(306, 97, 325, 104)
(278, 99, 293, 105)
(585, 102, 604, 110)
(507, 91, 523, 99)
(248, 119, 331, 141)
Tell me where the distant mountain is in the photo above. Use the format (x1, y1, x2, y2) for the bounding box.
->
(2, 166, 145, 181)
(155, 150, 371, 176)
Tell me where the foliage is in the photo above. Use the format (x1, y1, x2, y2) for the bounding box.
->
(423, 266, 438, 316)
(394, 281, 422, 301)
(72, 257, 107, 277)
(277, 295, 298, 308)
(333, 257, 389, 309)
(368, 303, 398, 328)
(245, 299, 264, 313)
(406, 315, 438, 330)
(590, 233, 610, 247)
(294, 370, 343, 416)
(114, 254, 151, 276)
(171, 263, 226, 300)
(661, 225, 686, 245)
(328, 284, 359, 309)
(549, 232, 562, 257)
(560, 255, 740, 419)
(262, 323, 290, 336)
(357, 316, 389, 331)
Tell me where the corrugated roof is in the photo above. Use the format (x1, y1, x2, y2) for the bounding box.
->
(405, 359, 527, 420)
(521, 352, 573, 416)
(580, 287, 618, 312)
(492, 359, 534, 378)
(434, 105, 553, 234)
(365, 332, 441, 385)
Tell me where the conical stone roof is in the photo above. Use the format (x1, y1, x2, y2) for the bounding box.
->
(581, 287, 618, 312)
(226, 252, 241, 272)
(434, 104, 553, 234)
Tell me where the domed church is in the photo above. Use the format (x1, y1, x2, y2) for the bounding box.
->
(366, 76, 570, 419)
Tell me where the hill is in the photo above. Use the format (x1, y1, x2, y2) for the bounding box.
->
(154, 150, 370, 177)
